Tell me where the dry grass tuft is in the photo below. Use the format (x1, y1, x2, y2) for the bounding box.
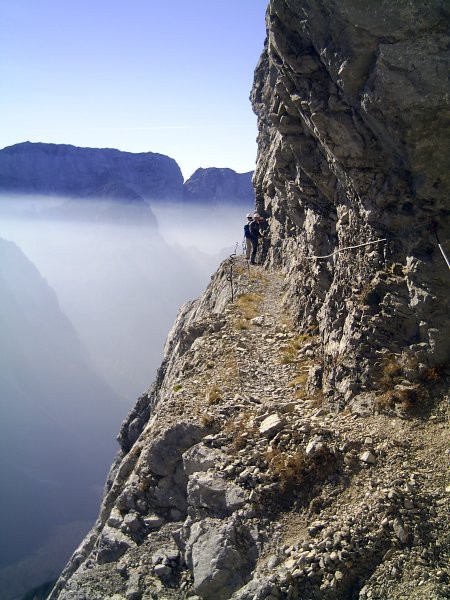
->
(421, 364, 446, 383)
(266, 448, 309, 493)
(265, 444, 335, 494)
(375, 386, 423, 414)
(288, 373, 309, 387)
(235, 318, 249, 331)
(279, 334, 316, 365)
(377, 355, 403, 390)
(235, 293, 263, 320)
(207, 384, 222, 405)
(224, 411, 258, 452)
(200, 412, 219, 429)
(308, 391, 324, 407)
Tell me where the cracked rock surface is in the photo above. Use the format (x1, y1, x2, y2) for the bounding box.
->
(251, 0, 449, 408)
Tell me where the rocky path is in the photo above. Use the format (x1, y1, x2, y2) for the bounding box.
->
(167, 257, 449, 599)
(231, 265, 299, 401)
(216, 259, 319, 414)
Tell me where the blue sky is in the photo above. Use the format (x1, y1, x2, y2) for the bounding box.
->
(0, 0, 268, 179)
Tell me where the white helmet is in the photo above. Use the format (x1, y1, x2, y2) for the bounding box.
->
(246, 213, 253, 218)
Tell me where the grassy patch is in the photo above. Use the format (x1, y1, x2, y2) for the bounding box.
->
(288, 373, 309, 387)
(279, 333, 316, 364)
(235, 292, 263, 319)
(172, 383, 183, 392)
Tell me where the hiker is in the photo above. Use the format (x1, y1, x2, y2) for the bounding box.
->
(249, 212, 264, 264)
(244, 213, 254, 260)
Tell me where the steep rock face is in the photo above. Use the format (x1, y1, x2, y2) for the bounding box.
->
(183, 167, 255, 204)
(0, 142, 184, 201)
(251, 0, 449, 407)
(49, 263, 239, 599)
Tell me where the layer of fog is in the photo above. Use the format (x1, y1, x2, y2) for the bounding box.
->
(0, 195, 250, 597)
(0, 196, 249, 400)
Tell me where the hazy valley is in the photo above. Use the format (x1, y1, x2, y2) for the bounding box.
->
(0, 145, 254, 599)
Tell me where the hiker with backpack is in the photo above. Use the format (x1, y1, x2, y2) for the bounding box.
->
(244, 213, 264, 264)
(244, 213, 254, 261)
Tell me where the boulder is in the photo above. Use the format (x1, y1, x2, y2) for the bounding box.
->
(187, 472, 247, 517)
(183, 443, 226, 477)
(185, 519, 258, 600)
(305, 437, 325, 457)
(96, 526, 135, 564)
(360, 451, 376, 465)
(145, 423, 204, 476)
(259, 414, 284, 438)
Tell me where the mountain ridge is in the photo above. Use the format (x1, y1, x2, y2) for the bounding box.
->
(0, 142, 255, 206)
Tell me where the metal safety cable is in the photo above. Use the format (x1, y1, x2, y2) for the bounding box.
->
(306, 238, 387, 260)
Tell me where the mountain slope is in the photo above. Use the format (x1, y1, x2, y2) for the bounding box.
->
(49, 259, 449, 600)
(48, 1, 449, 599)
(0, 238, 125, 596)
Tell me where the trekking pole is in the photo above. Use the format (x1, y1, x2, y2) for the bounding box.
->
(227, 243, 239, 303)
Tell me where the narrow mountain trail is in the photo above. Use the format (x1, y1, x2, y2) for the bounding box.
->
(230, 263, 303, 404)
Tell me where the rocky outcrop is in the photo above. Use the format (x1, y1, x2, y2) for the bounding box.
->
(0, 142, 184, 201)
(251, 0, 449, 408)
(183, 168, 255, 204)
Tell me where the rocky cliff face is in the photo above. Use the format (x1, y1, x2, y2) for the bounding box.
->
(49, 2, 449, 599)
(0, 142, 184, 201)
(183, 168, 255, 204)
(251, 0, 449, 409)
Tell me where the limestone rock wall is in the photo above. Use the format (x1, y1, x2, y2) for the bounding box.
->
(251, 0, 449, 406)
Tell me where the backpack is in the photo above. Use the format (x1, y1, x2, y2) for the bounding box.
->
(249, 220, 259, 238)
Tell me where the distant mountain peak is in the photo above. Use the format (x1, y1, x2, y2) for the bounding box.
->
(183, 167, 254, 204)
